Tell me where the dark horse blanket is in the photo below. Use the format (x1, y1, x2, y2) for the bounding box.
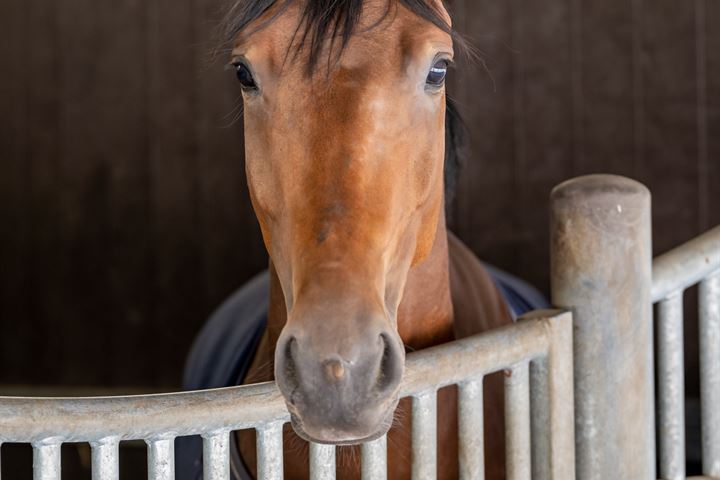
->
(176, 234, 548, 479)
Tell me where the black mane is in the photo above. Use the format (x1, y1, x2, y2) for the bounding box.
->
(443, 96, 466, 211)
(221, 0, 467, 209)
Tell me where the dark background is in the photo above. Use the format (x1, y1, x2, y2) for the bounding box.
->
(1, 0, 718, 392)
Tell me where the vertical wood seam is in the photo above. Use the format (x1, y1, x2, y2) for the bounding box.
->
(510, 0, 525, 265)
(631, 0, 646, 180)
(696, 0, 709, 232)
(569, 0, 584, 175)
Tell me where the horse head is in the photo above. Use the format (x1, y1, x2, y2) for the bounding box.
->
(228, 0, 456, 444)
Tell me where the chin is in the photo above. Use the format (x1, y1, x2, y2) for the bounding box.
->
(288, 408, 396, 446)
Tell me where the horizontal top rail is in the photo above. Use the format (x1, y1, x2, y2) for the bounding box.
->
(0, 381, 289, 444)
(652, 225, 720, 302)
(0, 311, 564, 444)
(400, 311, 551, 395)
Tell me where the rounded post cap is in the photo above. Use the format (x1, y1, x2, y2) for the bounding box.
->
(551, 174, 649, 201)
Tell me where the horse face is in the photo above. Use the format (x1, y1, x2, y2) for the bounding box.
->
(233, 1, 452, 444)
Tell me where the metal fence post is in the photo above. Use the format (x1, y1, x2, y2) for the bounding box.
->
(550, 174, 655, 480)
(526, 310, 575, 480)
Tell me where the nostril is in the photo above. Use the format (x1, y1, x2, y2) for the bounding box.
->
(280, 336, 300, 404)
(376, 333, 402, 392)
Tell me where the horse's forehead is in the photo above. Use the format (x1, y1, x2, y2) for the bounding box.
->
(236, 1, 452, 70)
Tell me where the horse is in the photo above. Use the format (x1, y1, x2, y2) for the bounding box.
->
(178, 1, 548, 478)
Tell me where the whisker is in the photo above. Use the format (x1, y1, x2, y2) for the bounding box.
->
(243, 358, 275, 384)
(221, 98, 245, 128)
(222, 95, 245, 119)
(284, 428, 309, 458)
(448, 31, 500, 96)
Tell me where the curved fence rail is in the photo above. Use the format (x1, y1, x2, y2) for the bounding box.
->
(652, 225, 720, 303)
(0, 311, 574, 480)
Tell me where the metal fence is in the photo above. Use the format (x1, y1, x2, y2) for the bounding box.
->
(551, 174, 720, 480)
(0, 311, 574, 480)
(1, 174, 719, 480)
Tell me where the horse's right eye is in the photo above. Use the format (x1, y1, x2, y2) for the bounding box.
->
(426, 59, 449, 87)
(235, 63, 257, 90)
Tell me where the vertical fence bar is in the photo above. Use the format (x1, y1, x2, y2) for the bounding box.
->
(700, 272, 720, 476)
(525, 310, 575, 480)
(257, 422, 284, 480)
(412, 391, 437, 480)
(203, 431, 230, 480)
(657, 293, 686, 480)
(147, 438, 175, 480)
(91, 438, 119, 480)
(505, 362, 531, 480)
(309, 442, 335, 480)
(551, 175, 655, 480)
(458, 379, 484, 480)
(529, 355, 550, 480)
(32, 442, 61, 480)
(361, 435, 387, 480)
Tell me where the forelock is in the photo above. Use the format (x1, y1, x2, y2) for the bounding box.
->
(220, 0, 463, 73)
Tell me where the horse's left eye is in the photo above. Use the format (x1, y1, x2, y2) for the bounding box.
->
(426, 60, 449, 87)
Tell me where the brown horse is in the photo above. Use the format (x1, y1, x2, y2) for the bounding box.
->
(221, 0, 514, 477)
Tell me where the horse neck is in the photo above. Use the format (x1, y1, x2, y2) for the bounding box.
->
(266, 210, 455, 355)
(395, 210, 455, 350)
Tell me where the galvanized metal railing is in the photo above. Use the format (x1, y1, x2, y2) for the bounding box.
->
(2, 174, 715, 480)
(0, 310, 574, 480)
(653, 225, 720, 480)
(551, 174, 720, 480)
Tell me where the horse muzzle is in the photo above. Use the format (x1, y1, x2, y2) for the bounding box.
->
(274, 315, 405, 444)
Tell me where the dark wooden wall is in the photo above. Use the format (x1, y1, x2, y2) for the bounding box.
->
(0, 0, 267, 388)
(0, 0, 718, 389)
(449, 0, 719, 294)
